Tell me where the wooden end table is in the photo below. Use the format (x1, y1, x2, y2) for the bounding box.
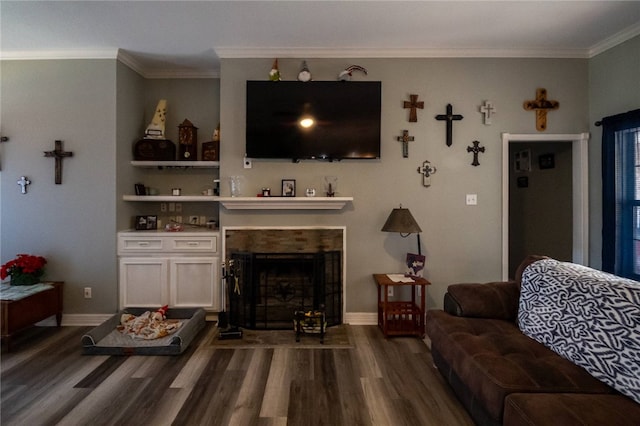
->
(373, 274, 430, 338)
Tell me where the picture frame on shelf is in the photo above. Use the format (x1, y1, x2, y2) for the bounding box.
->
(282, 179, 296, 197)
(406, 253, 426, 278)
(135, 215, 158, 230)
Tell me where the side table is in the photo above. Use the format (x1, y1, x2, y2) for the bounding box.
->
(373, 274, 430, 338)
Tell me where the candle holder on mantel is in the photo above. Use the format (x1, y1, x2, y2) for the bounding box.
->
(324, 176, 337, 197)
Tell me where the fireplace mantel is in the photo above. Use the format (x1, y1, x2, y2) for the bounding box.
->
(219, 196, 352, 210)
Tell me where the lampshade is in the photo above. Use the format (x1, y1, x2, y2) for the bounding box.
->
(381, 207, 422, 235)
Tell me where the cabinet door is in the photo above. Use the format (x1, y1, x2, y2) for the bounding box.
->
(169, 257, 219, 310)
(119, 257, 169, 308)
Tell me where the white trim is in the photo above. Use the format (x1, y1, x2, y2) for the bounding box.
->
(0, 49, 118, 61)
(501, 133, 590, 280)
(222, 226, 348, 323)
(218, 196, 352, 210)
(589, 21, 640, 58)
(215, 47, 589, 59)
(344, 312, 377, 325)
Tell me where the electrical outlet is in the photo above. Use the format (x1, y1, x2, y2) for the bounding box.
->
(84, 287, 92, 299)
(417, 286, 422, 298)
(175, 203, 182, 212)
(160, 203, 167, 212)
(466, 194, 478, 205)
(244, 156, 252, 169)
(387, 286, 394, 297)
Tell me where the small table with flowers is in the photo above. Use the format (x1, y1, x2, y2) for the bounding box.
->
(0, 281, 63, 351)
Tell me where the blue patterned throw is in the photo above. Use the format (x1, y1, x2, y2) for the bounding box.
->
(518, 259, 640, 403)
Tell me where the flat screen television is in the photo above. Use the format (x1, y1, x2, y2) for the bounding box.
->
(246, 80, 381, 161)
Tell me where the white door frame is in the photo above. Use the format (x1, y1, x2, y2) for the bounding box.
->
(502, 133, 590, 280)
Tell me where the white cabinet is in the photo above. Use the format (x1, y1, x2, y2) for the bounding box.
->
(117, 231, 220, 311)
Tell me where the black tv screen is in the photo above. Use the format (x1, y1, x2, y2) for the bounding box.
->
(246, 81, 381, 161)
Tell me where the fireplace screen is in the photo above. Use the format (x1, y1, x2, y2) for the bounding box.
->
(229, 251, 342, 329)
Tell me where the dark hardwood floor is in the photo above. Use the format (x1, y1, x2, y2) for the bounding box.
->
(1, 324, 473, 426)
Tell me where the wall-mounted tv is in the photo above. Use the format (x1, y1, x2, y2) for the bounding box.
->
(246, 80, 381, 161)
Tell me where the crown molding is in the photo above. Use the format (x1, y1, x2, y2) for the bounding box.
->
(117, 50, 219, 79)
(0, 49, 118, 61)
(215, 46, 590, 59)
(589, 21, 640, 58)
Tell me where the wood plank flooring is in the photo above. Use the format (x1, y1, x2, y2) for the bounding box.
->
(1, 324, 473, 426)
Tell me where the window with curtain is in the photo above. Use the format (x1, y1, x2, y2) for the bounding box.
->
(602, 109, 640, 279)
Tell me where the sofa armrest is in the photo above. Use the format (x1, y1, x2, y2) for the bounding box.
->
(444, 281, 520, 320)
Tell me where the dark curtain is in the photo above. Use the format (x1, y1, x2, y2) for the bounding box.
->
(601, 108, 640, 273)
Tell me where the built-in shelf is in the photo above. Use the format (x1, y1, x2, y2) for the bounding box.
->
(130, 160, 220, 168)
(218, 196, 353, 210)
(123, 195, 219, 202)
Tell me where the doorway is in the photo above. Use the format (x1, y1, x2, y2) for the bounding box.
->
(501, 133, 589, 280)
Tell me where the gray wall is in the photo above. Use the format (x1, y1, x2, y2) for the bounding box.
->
(588, 35, 640, 269)
(1, 60, 118, 314)
(4, 34, 636, 316)
(220, 57, 588, 313)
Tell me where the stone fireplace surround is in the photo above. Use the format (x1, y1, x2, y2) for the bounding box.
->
(222, 226, 347, 325)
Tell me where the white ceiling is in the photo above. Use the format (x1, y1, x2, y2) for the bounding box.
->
(2, 1, 640, 78)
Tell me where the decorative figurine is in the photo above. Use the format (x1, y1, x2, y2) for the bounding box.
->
(145, 99, 167, 139)
(338, 65, 367, 81)
(269, 59, 281, 81)
(298, 60, 312, 82)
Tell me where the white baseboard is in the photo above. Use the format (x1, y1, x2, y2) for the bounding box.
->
(344, 312, 377, 325)
(38, 312, 378, 327)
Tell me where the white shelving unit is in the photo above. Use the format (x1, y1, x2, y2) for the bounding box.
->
(130, 160, 220, 168)
(218, 196, 353, 210)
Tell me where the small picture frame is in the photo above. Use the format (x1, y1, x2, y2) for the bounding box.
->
(406, 253, 426, 278)
(134, 183, 146, 196)
(135, 215, 158, 230)
(282, 179, 296, 197)
(539, 153, 555, 169)
(514, 149, 531, 173)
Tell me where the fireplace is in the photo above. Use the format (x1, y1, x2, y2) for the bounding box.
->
(224, 228, 345, 330)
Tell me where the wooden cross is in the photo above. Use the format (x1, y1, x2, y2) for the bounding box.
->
(403, 94, 424, 122)
(44, 140, 73, 184)
(396, 130, 415, 158)
(523, 88, 559, 131)
(479, 101, 496, 125)
(17, 176, 31, 194)
(467, 140, 485, 166)
(435, 104, 463, 147)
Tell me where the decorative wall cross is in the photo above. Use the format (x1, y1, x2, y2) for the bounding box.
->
(467, 140, 485, 166)
(523, 88, 559, 131)
(435, 104, 463, 147)
(479, 101, 496, 125)
(44, 140, 74, 184)
(403, 94, 424, 122)
(396, 130, 415, 158)
(17, 176, 31, 194)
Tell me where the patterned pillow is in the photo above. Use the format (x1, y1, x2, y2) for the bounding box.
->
(518, 259, 640, 403)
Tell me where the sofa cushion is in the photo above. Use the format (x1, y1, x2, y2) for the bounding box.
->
(426, 309, 614, 423)
(504, 393, 640, 426)
(518, 259, 640, 403)
(445, 281, 520, 320)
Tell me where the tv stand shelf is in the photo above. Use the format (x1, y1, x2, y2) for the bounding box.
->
(219, 197, 352, 210)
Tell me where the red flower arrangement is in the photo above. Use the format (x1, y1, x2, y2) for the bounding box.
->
(1, 254, 47, 285)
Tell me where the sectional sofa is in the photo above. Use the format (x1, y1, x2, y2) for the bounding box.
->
(426, 256, 640, 425)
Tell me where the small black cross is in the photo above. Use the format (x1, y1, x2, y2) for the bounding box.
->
(44, 140, 73, 184)
(467, 140, 485, 166)
(435, 104, 463, 147)
(396, 130, 415, 158)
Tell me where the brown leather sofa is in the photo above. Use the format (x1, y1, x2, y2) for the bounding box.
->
(426, 257, 640, 426)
